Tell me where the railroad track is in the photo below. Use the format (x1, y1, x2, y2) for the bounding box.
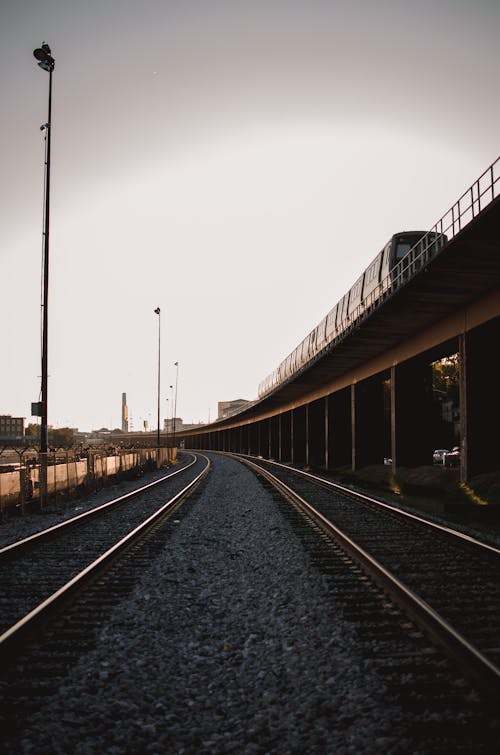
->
(2, 450, 499, 750)
(0, 453, 210, 662)
(230, 453, 500, 701)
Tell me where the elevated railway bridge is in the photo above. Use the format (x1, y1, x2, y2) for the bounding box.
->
(182, 159, 500, 482)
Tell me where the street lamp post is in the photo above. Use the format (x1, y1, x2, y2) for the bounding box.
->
(173, 361, 179, 444)
(33, 42, 55, 509)
(154, 307, 161, 457)
(169, 385, 173, 437)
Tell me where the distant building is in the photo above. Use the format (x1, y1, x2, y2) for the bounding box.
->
(163, 417, 183, 433)
(217, 399, 250, 419)
(88, 427, 112, 438)
(0, 415, 25, 440)
(163, 418, 204, 433)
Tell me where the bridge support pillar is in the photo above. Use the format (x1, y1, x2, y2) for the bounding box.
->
(392, 359, 433, 469)
(249, 423, 259, 455)
(328, 388, 351, 470)
(270, 415, 279, 460)
(258, 420, 269, 456)
(239, 426, 246, 454)
(292, 406, 307, 466)
(353, 375, 387, 469)
(461, 316, 500, 479)
(308, 398, 326, 468)
(230, 427, 238, 452)
(280, 412, 292, 462)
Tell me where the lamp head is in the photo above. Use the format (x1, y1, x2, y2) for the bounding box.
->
(33, 43, 55, 72)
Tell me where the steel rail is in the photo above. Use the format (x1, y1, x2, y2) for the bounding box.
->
(0, 453, 198, 562)
(231, 453, 500, 560)
(238, 454, 500, 698)
(0, 454, 210, 662)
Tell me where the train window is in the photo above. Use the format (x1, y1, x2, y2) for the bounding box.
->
(320, 317, 328, 342)
(366, 263, 377, 283)
(325, 307, 337, 338)
(350, 277, 362, 302)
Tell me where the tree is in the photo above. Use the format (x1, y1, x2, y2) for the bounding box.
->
(432, 354, 459, 403)
(25, 423, 40, 438)
(49, 427, 75, 448)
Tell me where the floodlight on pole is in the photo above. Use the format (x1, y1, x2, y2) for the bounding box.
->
(33, 42, 55, 509)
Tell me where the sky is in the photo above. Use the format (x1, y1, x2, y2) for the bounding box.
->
(1, 0, 499, 432)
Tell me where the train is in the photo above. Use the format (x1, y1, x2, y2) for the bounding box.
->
(258, 230, 448, 399)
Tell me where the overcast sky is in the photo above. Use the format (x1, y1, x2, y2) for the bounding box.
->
(1, 0, 499, 432)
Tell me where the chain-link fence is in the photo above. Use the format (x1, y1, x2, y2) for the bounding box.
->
(0, 446, 177, 516)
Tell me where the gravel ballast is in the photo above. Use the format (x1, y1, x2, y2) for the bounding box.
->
(3, 453, 499, 753)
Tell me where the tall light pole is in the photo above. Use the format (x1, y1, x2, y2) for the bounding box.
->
(169, 385, 173, 437)
(173, 361, 179, 444)
(33, 42, 55, 509)
(154, 307, 161, 454)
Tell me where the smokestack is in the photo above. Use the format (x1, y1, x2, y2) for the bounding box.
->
(122, 392, 129, 432)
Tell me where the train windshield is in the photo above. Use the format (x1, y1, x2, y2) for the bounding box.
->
(395, 234, 423, 260)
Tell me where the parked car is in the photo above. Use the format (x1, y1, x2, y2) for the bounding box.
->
(444, 447, 461, 467)
(432, 449, 449, 465)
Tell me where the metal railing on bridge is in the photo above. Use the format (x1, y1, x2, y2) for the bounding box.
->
(348, 155, 500, 334)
